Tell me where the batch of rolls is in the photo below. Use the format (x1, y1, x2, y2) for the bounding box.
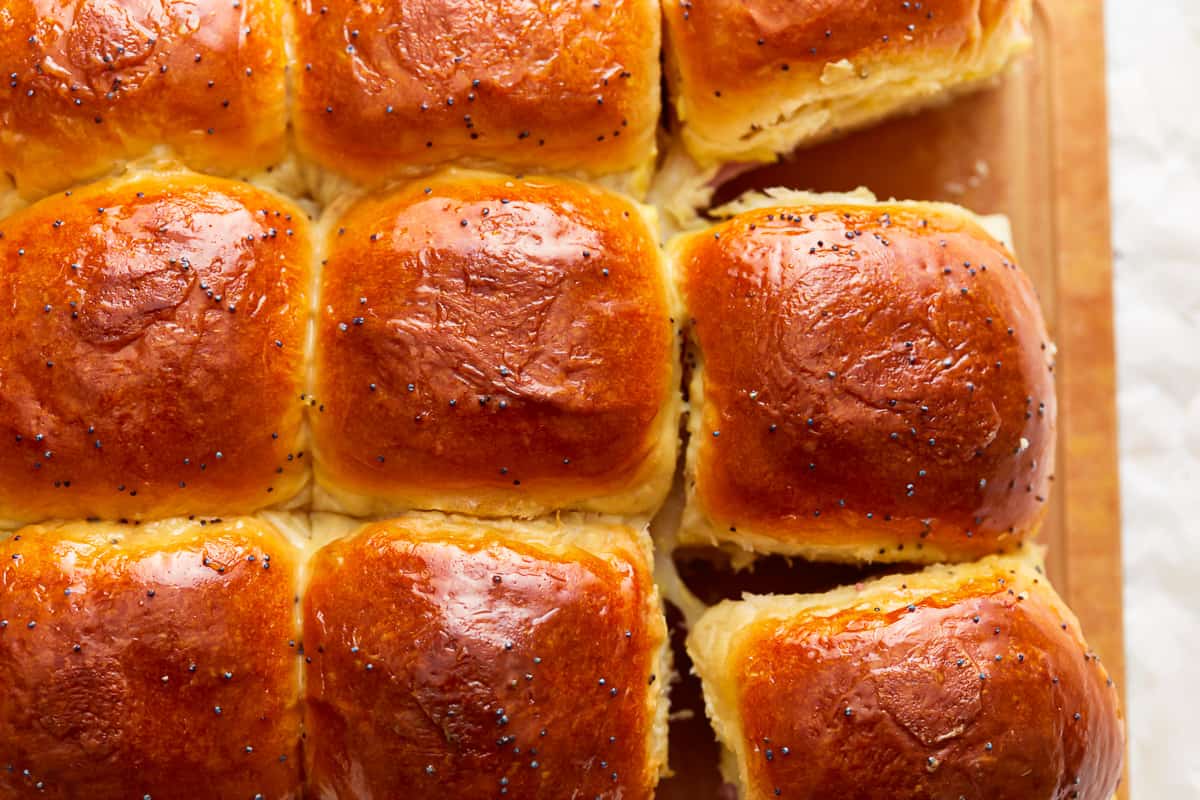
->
(0, 0, 1124, 798)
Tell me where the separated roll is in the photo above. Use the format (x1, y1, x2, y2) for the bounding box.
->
(688, 552, 1124, 800)
(672, 191, 1055, 563)
(662, 0, 1032, 165)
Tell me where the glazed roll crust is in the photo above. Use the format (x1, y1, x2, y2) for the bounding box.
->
(662, 0, 1032, 164)
(0, 3, 1127, 799)
(673, 198, 1056, 563)
(0, 517, 303, 799)
(0, 169, 312, 525)
(292, 0, 660, 189)
(0, 0, 288, 201)
(302, 513, 668, 799)
(311, 170, 679, 518)
(688, 554, 1125, 800)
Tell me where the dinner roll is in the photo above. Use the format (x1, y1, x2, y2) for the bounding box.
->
(0, 169, 312, 527)
(662, 0, 1033, 165)
(687, 552, 1124, 800)
(292, 0, 661, 198)
(310, 170, 680, 519)
(0, 516, 303, 799)
(302, 513, 669, 798)
(0, 0, 288, 203)
(672, 191, 1055, 563)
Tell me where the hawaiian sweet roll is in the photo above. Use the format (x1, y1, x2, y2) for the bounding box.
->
(302, 513, 669, 799)
(0, 169, 312, 526)
(672, 192, 1055, 563)
(0, 516, 304, 799)
(291, 0, 661, 197)
(687, 552, 1125, 800)
(0, 0, 289, 204)
(310, 170, 680, 518)
(662, 0, 1033, 165)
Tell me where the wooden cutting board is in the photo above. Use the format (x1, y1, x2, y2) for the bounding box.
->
(662, 0, 1127, 795)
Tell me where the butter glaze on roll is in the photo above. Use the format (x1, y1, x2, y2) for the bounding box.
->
(303, 513, 669, 799)
(0, 0, 288, 202)
(292, 0, 661, 195)
(672, 194, 1055, 563)
(0, 169, 312, 526)
(662, 0, 1033, 165)
(687, 553, 1125, 800)
(0, 517, 303, 799)
(311, 169, 680, 519)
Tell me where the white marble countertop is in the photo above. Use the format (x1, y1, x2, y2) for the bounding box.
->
(1106, 2, 1200, 795)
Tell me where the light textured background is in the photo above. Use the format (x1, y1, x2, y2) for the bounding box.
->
(1106, 2, 1200, 796)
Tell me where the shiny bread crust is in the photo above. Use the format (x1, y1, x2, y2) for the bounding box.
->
(673, 196, 1055, 563)
(688, 552, 1125, 800)
(0, 516, 304, 799)
(0, 169, 312, 525)
(0, 0, 289, 200)
(662, 0, 1033, 165)
(302, 512, 669, 799)
(310, 169, 681, 519)
(292, 0, 660, 193)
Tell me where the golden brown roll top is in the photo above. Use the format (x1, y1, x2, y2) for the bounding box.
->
(662, 0, 1032, 165)
(0, 0, 289, 202)
(0, 517, 304, 799)
(292, 0, 661, 194)
(672, 195, 1055, 563)
(0, 512, 669, 798)
(302, 513, 669, 799)
(310, 169, 680, 519)
(688, 553, 1125, 800)
(0, 169, 312, 526)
